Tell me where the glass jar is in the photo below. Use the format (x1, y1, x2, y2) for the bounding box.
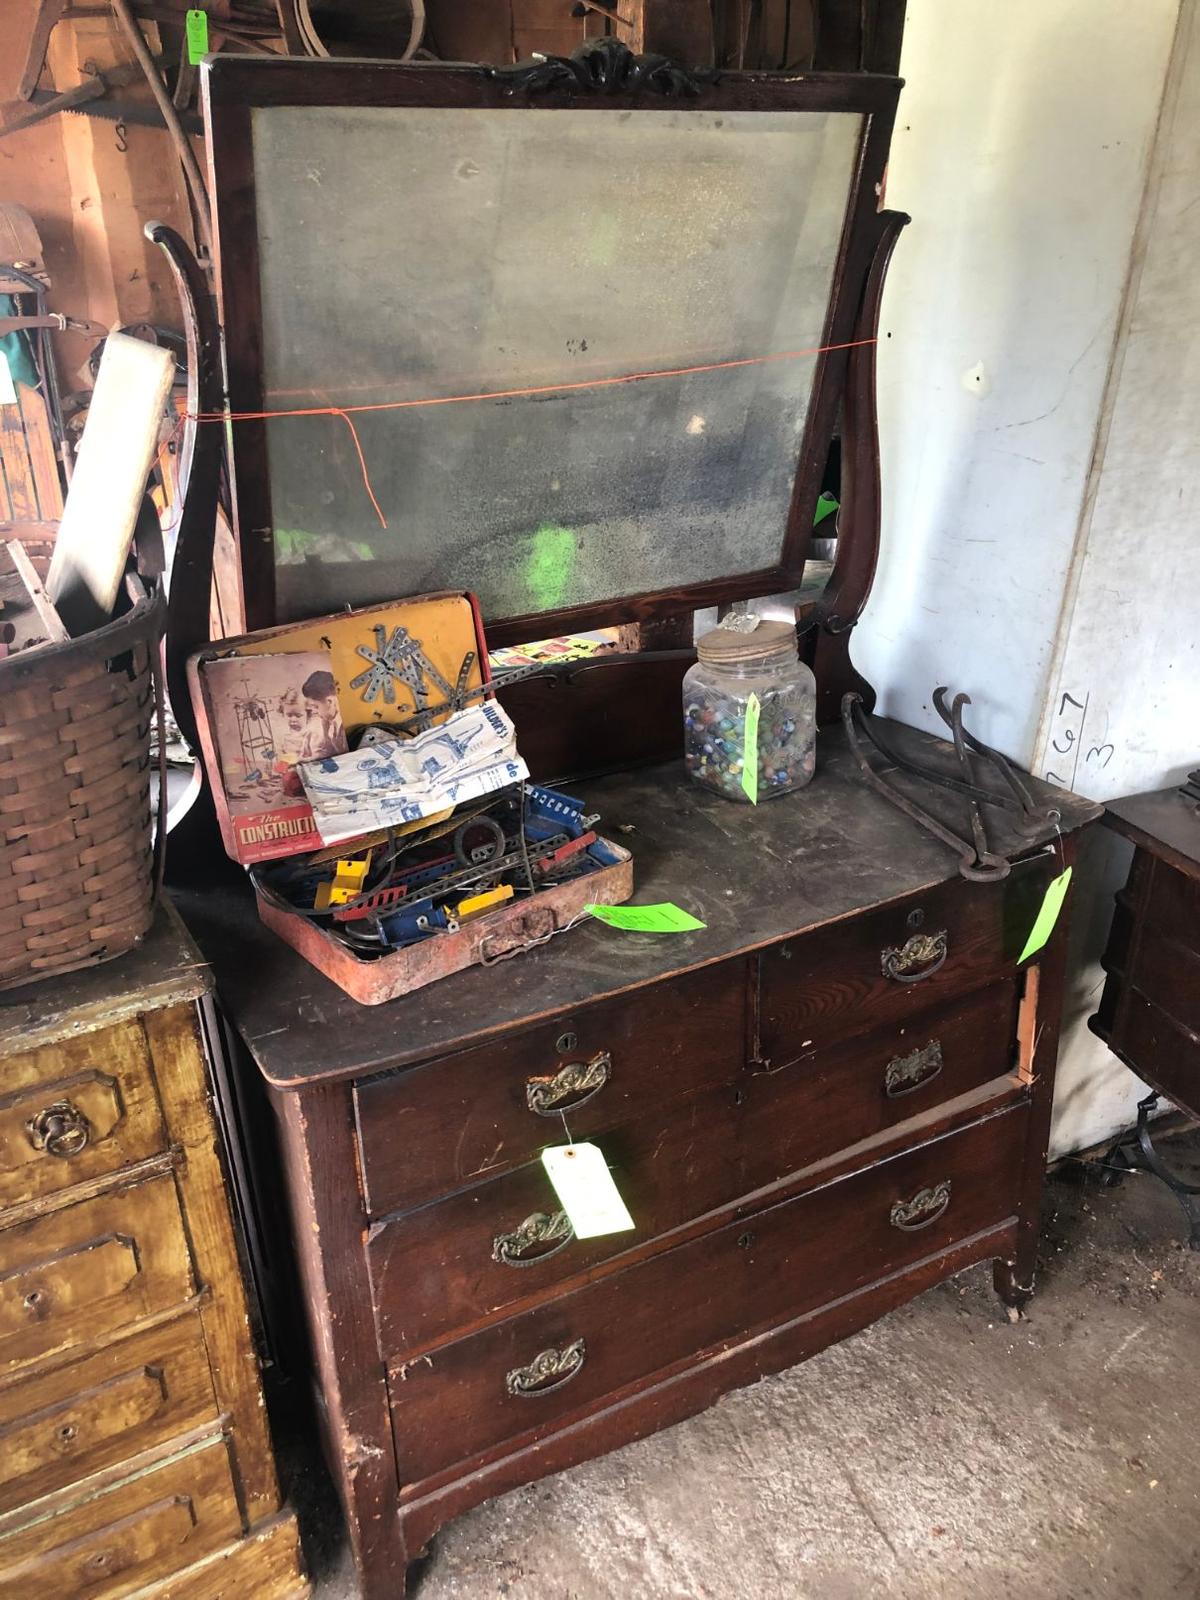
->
(683, 620, 816, 803)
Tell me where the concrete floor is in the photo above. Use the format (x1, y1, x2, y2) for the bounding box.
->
(280, 1126, 1200, 1599)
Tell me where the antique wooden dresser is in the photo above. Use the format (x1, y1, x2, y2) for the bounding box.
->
(175, 34, 1105, 1597)
(181, 728, 1098, 1598)
(0, 904, 306, 1597)
(1091, 785, 1200, 1244)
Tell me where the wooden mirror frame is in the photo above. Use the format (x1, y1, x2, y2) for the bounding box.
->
(202, 51, 903, 650)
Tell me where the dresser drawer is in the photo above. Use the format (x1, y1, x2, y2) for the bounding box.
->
(0, 1175, 195, 1376)
(1105, 989, 1200, 1113)
(370, 980, 1021, 1358)
(355, 962, 745, 1214)
(759, 855, 1053, 1066)
(386, 1104, 1027, 1482)
(0, 1314, 216, 1514)
(0, 1022, 166, 1212)
(1109, 859, 1200, 1039)
(0, 1434, 241, 1599)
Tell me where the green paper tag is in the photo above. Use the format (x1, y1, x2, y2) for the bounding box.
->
(542, 1143, 634, 1239)
(1019, 867, 1072, 963)
(186, 8, 210, 64)
(742, 692, 761, 805)
(586, 902, 706, 933)
(814, 491, 839, 527)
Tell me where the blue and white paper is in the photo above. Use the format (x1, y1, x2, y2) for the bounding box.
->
(298, 701, 528, 846)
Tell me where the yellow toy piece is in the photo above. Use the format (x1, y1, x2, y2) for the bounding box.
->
(313, 853, 371, 912)
(453, 883, 514, 922)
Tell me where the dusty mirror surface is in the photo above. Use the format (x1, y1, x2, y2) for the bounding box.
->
(249, 103, 864, 623)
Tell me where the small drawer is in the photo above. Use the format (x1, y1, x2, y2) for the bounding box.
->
(370, 981, 1021, 1358)
(0, 1433, 241, 1599)
(0, 1022, 167, 1213)
(1123, 924, 1200, 1041)
(1105, 989, 1200, 1113)
(0, 1314, 217, 1514)
(0, 1174, 195, 1377)
(759, 855, 1053, 1066)
(1141, 852, 1200, 956)
(1110, 857, 1200, 1040)
(355, 962, 745, 1214)
(386, 1103, 1027, 1483)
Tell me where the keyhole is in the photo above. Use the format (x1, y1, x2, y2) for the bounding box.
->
(738, 1232, 754, 1249)
(23, 1290, 41, 1310)
(907, 907, 925, 930)
(556, 1031, 577, 1054)
(58, 1423, 78, 1443)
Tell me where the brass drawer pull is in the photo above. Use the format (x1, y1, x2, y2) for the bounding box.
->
(505, 1337, 587, 1398)
(881, 931, 948, 984)
(25, 1101, 91, 1159)
(884, 1039, 944, 1098)
(890, 1180, 952, 1231)
(526, 1051, 611, 1117)
(493, 1210, 575, 1268)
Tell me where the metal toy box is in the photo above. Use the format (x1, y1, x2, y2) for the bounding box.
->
(188, 592, 632, 1004)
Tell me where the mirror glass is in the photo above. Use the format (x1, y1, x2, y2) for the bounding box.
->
(249, 103, 864, 622)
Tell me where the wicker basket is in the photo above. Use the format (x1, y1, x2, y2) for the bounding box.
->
(0, 574, 166, 991)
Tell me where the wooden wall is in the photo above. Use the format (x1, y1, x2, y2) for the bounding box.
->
(0, 8, 197, 382)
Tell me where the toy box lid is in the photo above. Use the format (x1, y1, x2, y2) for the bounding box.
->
(188, 591, 489, 867)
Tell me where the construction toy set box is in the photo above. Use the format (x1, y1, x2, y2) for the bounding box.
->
(188, 592, 632, 1003)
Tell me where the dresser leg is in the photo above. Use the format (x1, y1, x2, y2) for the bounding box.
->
(992, 1251, 1036, 1310)
(273, 1084, 411, 1599)
(405, 1538, 437, 1595)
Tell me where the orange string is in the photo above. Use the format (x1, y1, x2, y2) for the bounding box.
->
(185, 336, 878, 532)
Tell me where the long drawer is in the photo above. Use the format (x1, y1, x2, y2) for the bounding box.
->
(759, 853, 1052, 1067)
(369, 980, 1021, 1358)
(0, 1174, 195, 1376)
(385, 1104, 1027, 1484)
(0, 1314, 217, 1514)
(355, 962, 745, 1215)
(0, 1434, 242, 1599)
(0, 1021, 166, 1212)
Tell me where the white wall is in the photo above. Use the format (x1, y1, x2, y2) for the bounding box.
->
(856, 0, 1197, 1154)
(1038, 1, 1200, 1155)
(861, 0, 1181, 765)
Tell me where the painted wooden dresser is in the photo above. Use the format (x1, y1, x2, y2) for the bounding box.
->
(180, 721, 1099, 1599)
(0, 903, 306, 1598)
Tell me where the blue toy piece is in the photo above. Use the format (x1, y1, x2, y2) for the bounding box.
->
(586, 837, 623, 868)
(378, 897, 457, 948)
(524, 783, 593, 841)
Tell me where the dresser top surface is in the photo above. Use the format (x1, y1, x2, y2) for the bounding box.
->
(0, 900, 210, 1056)
(177, 719, 1098, 1088)
(1104, 786, 1200, 883)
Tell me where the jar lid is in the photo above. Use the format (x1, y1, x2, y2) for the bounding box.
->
(696, 618, 798, 667)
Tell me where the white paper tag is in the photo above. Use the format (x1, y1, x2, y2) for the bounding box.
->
(542, 1143, 634, 1240)
(0, 352, 17, 406)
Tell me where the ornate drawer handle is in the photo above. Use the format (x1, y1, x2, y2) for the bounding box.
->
(493, 1210, 575, 1268)
(526, 1052, 611, 1116)
(881, 931, 948, 984)
(884, 1039, 944, 1098)
(890, 1180, 952, 1232)
(505, 1337, 587, 1398)
(25, 1101, 91, 1159)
